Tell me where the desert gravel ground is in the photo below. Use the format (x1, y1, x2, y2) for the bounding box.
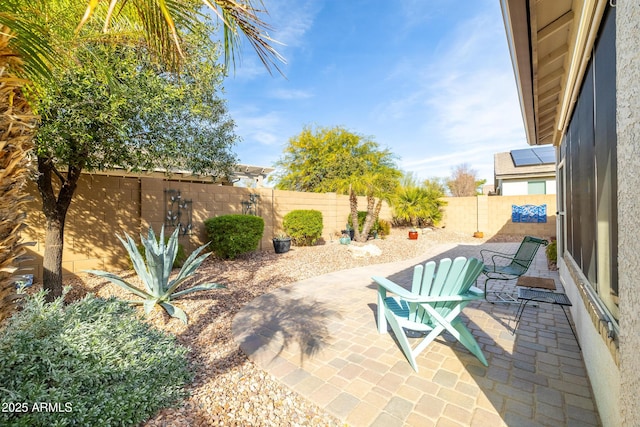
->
(58, 228, 520, 426)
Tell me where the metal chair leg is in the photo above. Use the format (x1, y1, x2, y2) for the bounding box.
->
(484, 277, 519, 304)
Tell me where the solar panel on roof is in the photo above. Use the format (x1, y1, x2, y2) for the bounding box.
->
(535, 146, 556, 163)
(510, 146, 555, 166)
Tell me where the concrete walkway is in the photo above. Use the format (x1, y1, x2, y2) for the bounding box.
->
(232, 242, 602, 426)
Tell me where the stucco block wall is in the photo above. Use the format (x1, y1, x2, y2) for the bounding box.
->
(21, 172, 551, 281)
(22, 175, 141, 278)
(441, 194, 556, 238)
(617, 1, 640, 424)
(20, 175, 392, 280)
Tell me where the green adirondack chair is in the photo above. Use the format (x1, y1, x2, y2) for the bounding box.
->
(373, 257, 487, 372)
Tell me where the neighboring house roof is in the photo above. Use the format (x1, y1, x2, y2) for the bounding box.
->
(90, 164, 275, 186)
(233, 165, 276, 184)
(494, 147, 556, 181)
(500, 0, 605, 146)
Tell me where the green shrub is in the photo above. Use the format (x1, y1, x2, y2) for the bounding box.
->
(546, 240, 558, 264)
(377, 219, 391, 237)
(346, 211, 390, 237)
(0, 290, 192, 427)
(205, 214, 264, 259)
(86, 227, 223, 324)
(284, 210, 323, 246)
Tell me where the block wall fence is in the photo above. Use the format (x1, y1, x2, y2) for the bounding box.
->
(20, 174, 556, 280)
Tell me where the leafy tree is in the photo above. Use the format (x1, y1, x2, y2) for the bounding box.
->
(424, 177, 447, 195)
(275, 126, 401, 242)
(392, 173, 446, 227)
(34, 21, 239, 301)
(447, 163, 486, 196)
(0, 0, 283, 313)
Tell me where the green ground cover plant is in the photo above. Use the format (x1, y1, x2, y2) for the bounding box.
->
(0, 290, 192, 426)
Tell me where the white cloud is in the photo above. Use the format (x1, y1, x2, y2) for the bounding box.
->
(266, 1, 319, 49)
(231, 107, 284, 146)
(269, 88, 314, 100)
(230, 0, 321, 80)
(373, 2, 525, 182)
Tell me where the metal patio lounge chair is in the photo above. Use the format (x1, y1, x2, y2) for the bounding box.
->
(480, 236, 549, 303)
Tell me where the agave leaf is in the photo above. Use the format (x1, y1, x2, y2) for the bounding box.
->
(158, 225, 165, 248)
(118, 233, 152, 290)
(159, 301, 188, 324)
(169, 243, 211, 287)
(83, 269, 151, 300)
(143, 298, 157, 315)
(163, 275, 195, 298)
(162, 228, 180, 291)
(171, 283, 226, 298)
(141, 228, 165, 296)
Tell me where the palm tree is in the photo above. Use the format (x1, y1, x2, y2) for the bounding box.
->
(392, 173, 446, 228)
(343, 170, 399, 243)
(0, 24, 42, 323)
(0, 0, 283, 314)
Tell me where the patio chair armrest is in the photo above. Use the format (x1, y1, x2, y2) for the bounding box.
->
(415, 293, 484, 303)
(372, 276, 416, 300)
(482, 253, 517, 270)
(480, 248, 512, 263)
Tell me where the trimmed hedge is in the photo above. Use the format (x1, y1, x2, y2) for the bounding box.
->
(283, 210, 323, 246)
(0, 291, 192, 427)
(204, 214, 264, 259)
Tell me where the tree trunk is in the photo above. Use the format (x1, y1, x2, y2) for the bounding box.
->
(374, 198, 383, 220)
(42, 216, 65, 302)
(349, 188, 361, 242)
(37, 157, 83, 302)
(359, 195, 377, 242)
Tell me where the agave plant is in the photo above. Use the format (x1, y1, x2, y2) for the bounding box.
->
(85, 226, 223, 323)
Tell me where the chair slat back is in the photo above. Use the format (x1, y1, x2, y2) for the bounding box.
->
(409, 257, 484, 323)
(508, 236, 548, 274)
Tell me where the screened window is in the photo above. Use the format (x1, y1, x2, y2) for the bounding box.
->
(561, 5, 618, 320)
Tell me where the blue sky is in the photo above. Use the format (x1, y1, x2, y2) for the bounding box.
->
(223, 0, 527, 185)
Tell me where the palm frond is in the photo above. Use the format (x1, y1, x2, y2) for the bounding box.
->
(0, 16, 54, 81)
(77, 0, 284, 74)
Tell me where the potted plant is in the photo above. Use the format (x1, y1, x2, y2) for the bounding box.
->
(339, 232, 351, 245)
(408, 227, 419, 240)
(342, 222, 355, 240)
(272, 233, 292, 254)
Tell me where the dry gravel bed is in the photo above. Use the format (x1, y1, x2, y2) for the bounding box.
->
(57, 228, 513, 426)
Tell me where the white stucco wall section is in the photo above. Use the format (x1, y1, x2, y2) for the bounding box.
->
(617, 1, 640, 425)
(501, 179, 556, 195)
(560, 259, 620, 427)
